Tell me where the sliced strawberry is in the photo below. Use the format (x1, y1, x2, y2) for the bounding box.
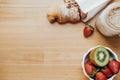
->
(95, 72, 107, 80)
(83, 24, 94, 37)
(108, 60, 120, 74)
(84, 63, 96, 77)
(101, 67, 113, 78)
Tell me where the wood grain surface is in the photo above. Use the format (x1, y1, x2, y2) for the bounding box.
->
(0, 0, 120, 80)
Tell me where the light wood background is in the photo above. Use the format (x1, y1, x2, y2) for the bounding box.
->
(0, 0, 120, 80)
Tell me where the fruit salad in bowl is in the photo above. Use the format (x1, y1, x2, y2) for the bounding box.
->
(82, 46, 120, 80)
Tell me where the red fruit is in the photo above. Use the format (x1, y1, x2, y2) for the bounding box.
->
(108, 60, 120, 74)
(85, 63, 96, 75)
(84, 24, 94, 37)
(102, 67, 113, 78)
(96, 72, 107, 80)
(86, 60, 93, 65)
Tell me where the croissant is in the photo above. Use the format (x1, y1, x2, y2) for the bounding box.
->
(47, 0, 87, 23)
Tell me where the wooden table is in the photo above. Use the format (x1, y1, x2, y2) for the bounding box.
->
(0, 0, 120, 80)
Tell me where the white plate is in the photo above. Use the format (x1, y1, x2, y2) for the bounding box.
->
(75, 0, 112, 22)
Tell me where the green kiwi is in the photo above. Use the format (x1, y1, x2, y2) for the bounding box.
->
(90, 47, 110, 67)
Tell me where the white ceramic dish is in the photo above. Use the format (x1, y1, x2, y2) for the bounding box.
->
(82, 46, 118, 80)
(96, 2, 120, 37)
(75, 0, 111, 22)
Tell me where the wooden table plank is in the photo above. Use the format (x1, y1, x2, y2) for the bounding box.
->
(0, 0, 120, 80)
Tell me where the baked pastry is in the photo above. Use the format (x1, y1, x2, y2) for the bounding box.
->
(47, 0, 86, 23)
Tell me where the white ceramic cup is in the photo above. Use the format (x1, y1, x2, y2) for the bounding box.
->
(96, 2, 120, 37)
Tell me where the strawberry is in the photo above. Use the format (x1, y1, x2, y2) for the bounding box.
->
(83, 24, 94, 37)
(86, 60, 93, 65)
(101, 67, 113, 78)
(84, 63, 96, 77)
(108, 60, 120, 74)
(95, 72, 107, 80)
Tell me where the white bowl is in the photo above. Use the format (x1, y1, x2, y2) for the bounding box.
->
(82, 46, 118, 80)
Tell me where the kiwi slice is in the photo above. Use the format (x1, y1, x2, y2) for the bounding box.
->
(90, 47, 110, 67)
